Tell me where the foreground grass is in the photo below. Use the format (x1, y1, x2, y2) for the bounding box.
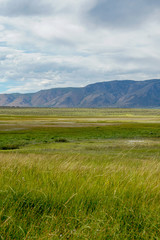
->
(0, 151, 160, 239)
(0, 108, 160, 239)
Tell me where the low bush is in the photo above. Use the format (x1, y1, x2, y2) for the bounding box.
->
(0, 144, 21, 150)
(55, 138, 68, 143)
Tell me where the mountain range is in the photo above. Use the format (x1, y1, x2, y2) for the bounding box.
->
(0, 79, 160, 108)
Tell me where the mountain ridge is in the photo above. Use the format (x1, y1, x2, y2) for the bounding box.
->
(1, 79, 160, 108)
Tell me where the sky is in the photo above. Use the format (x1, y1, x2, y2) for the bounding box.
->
(0, 0, 160, 93)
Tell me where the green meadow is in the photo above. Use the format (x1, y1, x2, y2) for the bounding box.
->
(0, 108, 160, 239)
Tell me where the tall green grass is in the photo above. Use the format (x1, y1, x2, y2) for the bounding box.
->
(0, 152, 159, 239)
(0, 108, 160, 239)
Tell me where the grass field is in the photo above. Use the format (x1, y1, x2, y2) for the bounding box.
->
(0, 108, 160, 239)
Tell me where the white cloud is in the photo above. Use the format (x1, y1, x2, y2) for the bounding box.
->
(0, 0, 160, 93)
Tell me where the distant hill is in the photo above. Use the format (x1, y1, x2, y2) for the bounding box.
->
(0, 79, 160, 108)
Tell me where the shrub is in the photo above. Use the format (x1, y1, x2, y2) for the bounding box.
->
(55, 138, 68, 143)
(0, 144, 21, 150)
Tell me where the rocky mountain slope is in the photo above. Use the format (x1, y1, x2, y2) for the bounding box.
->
(0, 79, 160, 108)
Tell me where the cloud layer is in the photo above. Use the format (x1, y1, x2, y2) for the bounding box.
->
(88, 0, 160, 28)
(0, 0, 160, 93)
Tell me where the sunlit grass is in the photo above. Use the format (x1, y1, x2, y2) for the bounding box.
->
(0, 149, 160, 239)
(0, 108, 160, 239)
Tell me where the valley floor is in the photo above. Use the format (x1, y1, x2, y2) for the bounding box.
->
(0, 108, 160, 239)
